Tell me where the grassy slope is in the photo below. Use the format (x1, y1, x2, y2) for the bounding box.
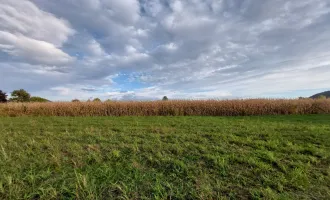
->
(0, 115, 329, 199)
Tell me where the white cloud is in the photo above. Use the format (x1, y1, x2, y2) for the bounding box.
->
(87, 39, 106, 57)
(1, 0, 330, 100)
(0, 0, 74, 46)
(104, 86, 232, 100)
(0, 0, 75, 66)
(164, 43, 178, 51)
(0, 31, 74, 65)
(51, 87, 71, 96)
(102, 0, 140, 24)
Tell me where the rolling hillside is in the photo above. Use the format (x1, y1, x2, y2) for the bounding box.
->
(310, 91, 330, 99)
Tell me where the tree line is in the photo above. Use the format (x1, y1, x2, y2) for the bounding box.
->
(0, 89, 49, 103)
(0, 89, 170, 103)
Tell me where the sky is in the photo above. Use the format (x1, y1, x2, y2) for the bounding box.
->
(0, 0, 330, 101)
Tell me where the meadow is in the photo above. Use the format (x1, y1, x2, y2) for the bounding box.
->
(0, 99, 330, 117)
(0, 115, 329, 199)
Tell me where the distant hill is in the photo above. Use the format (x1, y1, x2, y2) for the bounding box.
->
(310, 91, 330, 99)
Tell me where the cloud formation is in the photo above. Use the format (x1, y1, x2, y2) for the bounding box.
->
(0, 0, 75, 66)
(1, 0, 330, 100)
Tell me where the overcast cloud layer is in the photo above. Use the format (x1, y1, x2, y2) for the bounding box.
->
(1, 0, 330, 100)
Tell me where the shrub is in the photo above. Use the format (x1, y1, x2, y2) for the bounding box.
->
(30, 96, 50, 102)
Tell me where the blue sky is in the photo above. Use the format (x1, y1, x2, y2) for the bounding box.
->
(0, 0, 330, 100)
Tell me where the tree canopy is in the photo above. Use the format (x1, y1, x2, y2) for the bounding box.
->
(93, 98, 101, 102)
(0, 90, 7, 103)
(10, 89, 31, 102)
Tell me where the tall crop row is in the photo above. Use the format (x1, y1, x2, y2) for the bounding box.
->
(0, 99, 329, 117)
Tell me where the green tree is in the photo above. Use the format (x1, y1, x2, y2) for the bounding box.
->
(10, 89, 31, 102)
(0, 90, 7, 103)
(30, 96, 50, 102)
(93, 98, 101, 102)
(72, 99, 80, 102)
(162, 96, 168, 101)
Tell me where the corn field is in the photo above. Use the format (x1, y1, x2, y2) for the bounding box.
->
(0, 99, 329, 117)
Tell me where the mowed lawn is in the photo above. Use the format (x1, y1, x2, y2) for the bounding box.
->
(0, 115, 329, 199)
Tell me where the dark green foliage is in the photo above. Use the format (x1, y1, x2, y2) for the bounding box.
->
(72, 99, 80, 102)
(162, 96, 168, 101)
(0, 90, 7, 103)
(10, 89, 31, 102)
(310, 91, 330, 99)
(30, 96, 50, 102)
(93, 98, 101, 102)
(0, 115, 329, 199)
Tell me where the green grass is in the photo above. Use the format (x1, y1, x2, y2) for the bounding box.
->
(0, 115, 329, 199)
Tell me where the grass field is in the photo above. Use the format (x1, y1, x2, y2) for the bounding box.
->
(0, 115, 330, 199)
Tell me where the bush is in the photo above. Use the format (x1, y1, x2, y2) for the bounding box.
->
(30, 96, 50, 102)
